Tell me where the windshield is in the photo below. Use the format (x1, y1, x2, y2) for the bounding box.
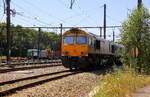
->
(64, 36, 74, 44)
(77, 36, 87, 44)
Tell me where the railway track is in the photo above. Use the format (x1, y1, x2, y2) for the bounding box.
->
(0, 59, 61, 66)
(0, 59, 62, 73)
(0, 59, 113, 97)
(0, 67, 82, 97)
(0, 62, 113, 97)
(0, 70, 82, 97)
(0, 64, 62, 73)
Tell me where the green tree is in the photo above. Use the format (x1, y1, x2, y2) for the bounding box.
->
(120, 5, 150, 74)
(0, 23, 60, 57)
(0, 23, 7, 55)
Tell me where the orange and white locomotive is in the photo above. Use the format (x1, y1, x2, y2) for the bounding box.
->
(61, 28, 123, 70)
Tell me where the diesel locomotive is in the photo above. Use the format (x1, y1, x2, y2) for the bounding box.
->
(61, 28, 123, 70)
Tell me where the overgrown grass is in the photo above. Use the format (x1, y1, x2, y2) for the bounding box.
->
(94, 69, 150, 97)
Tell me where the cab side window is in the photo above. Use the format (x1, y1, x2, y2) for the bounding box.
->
(89, 37, 94, 48)
(89, 37, 92, 45)
(95, 40, 100, 49)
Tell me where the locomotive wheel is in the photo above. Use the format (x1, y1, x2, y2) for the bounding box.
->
(61, 56, 92, 70)
(61, 57, 79, 70)
(69, 61, 78, 71)
(88, 54, 102, 69)
(107, 57, 114, 66)
(114, 57, 123, 66)
(61, 57, 70, 68)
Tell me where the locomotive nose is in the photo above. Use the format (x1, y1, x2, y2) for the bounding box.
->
(62, 45, 88, 56)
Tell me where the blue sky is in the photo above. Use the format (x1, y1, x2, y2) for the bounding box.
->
(0, 0, 150, 40)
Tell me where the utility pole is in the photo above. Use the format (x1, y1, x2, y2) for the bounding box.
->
(60, 24, 63, 39)
(138, 0, 142, 8)
(60, 24, 63, 55)
(113, 30, 115, 42)
(103, 4, 106, 39)
(6, 0, 11, 65)
(100, 27, 102, 37)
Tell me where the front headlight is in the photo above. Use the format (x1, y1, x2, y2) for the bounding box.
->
(63, 51, 69, 55)
(81, 52, 87, 55)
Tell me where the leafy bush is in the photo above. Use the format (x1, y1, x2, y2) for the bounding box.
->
(120, 5, 150, 74)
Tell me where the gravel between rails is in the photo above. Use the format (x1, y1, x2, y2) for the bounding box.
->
(0, 64, 62, 74)
(0, 70, 71, 92)
(0, 61, 61, 70)
(4, 70, 103, 97)
(0, 65, 66, 83)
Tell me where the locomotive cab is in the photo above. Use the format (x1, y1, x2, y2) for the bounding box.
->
(61, 29, 88, 57)
(61, 28, 90, 69)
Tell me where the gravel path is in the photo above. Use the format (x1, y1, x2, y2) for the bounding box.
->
(133, 86, 150, 97)
(7, 71, 102, 97)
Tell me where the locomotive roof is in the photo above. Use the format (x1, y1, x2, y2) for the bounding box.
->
(63, 28, 113, 43)
(63, 28, 87, 35)
(88, 32, 110, 42)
